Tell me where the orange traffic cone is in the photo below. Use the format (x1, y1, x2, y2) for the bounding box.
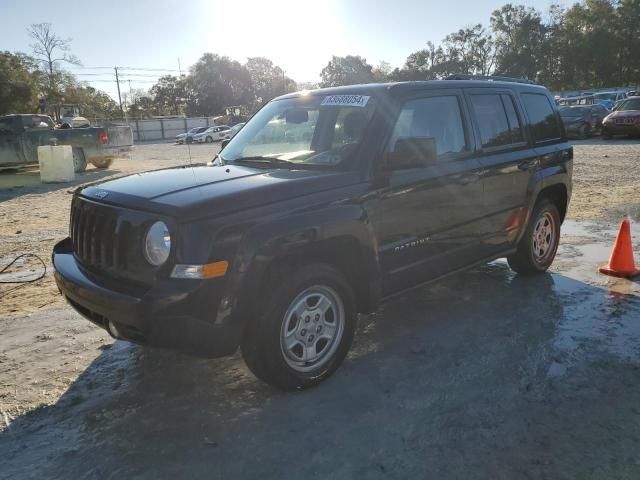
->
(599, 220, 640, 278)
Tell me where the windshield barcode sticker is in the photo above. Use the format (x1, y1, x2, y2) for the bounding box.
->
(321, 95, 370, 107)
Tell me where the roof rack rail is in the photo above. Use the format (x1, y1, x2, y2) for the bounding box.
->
(446, 74, 537, 85)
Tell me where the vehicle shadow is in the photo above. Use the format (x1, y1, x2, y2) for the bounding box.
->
(0, 167, 120, 202)
(2, 263, 640, 479)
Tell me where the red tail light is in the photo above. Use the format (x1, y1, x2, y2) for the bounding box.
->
(98, 130, 109, 145)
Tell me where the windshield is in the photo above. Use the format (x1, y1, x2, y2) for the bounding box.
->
(617, 99, 640, 111)
(559, 107, 587, 117)
(221, 94, 376, 168)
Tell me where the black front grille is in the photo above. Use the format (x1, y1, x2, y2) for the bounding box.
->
(69, 196, 163, 291)
(71, 198, 129, 270)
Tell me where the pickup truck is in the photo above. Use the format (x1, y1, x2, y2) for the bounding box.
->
(53, 78, 572, 391)
(0, 114, 133, 172)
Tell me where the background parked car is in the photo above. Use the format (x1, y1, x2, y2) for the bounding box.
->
(176, 127, 208, 144)
(559, 105, 608, 138)
(192, 125, 231, 143)
(602, 97, 640, 139)
(592, 91, 627, 110)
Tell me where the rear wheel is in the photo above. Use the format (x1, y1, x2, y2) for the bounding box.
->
(508, 199, 561, 275)
(241, 263, 356, 391)
(72, 147, 87, 173)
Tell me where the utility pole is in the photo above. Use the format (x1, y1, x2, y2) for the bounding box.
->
(178, 57, 182, 77)
(114, 66, 124, 117)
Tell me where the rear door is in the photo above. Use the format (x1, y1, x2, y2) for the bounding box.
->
(465, 88, 533, 252)
(364, 89, 485, 294)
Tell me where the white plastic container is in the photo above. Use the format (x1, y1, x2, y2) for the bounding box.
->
(37, 145, 75, 183)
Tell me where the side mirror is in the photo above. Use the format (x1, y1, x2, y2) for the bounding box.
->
(388, 137, 438, 169)
(220, 139, 230, 150)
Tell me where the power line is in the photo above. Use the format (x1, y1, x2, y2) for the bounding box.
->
(67, 65, 180, 72)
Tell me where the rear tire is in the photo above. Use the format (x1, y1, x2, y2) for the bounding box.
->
(90, 158, 113, 169)
(241, 263, 357, 391)
(507, 199, 561, 275)
(72, 148, 87, 173)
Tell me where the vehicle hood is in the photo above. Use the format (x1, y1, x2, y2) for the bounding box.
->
(79, 164, 359, 221)
(176, 133, 187, 138)
(607, 110, 640, 119)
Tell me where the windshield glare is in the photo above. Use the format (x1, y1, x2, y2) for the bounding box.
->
(221, 95, 376, 168)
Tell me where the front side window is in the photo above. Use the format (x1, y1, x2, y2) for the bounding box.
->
(388, 95, 467, 160)
(521, 93, 562, 142)
(222, 94, 376, 168)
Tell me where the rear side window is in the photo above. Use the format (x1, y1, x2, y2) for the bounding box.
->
(501, 95, 524, 143)
(521, 93, 562, 142)
(470, 94, 524, 148)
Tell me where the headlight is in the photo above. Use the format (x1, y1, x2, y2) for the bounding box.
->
(144, 221, 171, 266)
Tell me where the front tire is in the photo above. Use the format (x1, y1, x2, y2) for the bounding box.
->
(508, 199, 561, 275)
(241, 263, 357, 391)
(205, 136, 213, 143)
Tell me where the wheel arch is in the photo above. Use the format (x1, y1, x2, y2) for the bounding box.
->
(536, 183, 568, 222)
(230, 213, 381, 323)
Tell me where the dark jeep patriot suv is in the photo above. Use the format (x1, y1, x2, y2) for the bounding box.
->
(53, 77, 572, 390)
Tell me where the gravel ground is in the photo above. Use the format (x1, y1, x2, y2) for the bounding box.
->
(1, 139, 640, 479)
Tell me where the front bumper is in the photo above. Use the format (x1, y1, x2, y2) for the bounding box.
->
(52, 238, 242, 358)
(602, 122, 640, 136)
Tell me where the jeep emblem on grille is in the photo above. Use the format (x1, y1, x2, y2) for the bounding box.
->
(94, 190, 109, 199)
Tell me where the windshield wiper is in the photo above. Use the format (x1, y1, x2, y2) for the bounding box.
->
(229, 156, 297, 168)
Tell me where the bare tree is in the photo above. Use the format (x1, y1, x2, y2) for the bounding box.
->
(27, 23, 81, 98)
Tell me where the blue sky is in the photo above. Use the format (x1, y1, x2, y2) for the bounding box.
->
(2, 0, 562, 99)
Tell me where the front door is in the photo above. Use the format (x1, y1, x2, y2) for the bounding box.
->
(364, 90, 485, 295)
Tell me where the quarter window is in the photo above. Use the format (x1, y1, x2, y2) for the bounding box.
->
(521, 93, 562, 142)
(388, 95, 467, 159)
